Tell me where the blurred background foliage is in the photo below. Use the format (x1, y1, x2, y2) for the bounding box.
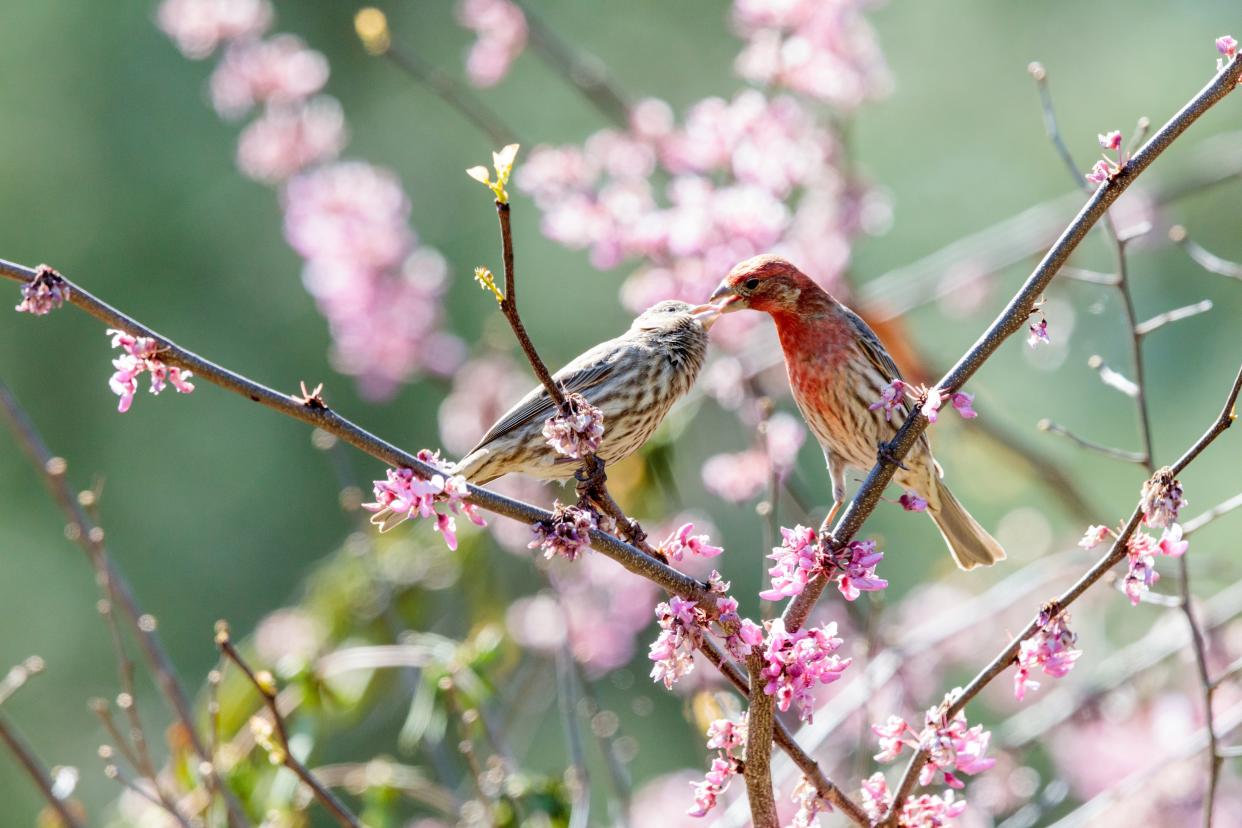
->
(2, 1, 1241, 825)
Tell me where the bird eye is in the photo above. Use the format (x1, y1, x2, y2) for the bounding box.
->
(744, 278, 760, 291)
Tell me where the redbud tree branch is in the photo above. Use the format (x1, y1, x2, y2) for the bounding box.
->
(0, 671, 85, 828)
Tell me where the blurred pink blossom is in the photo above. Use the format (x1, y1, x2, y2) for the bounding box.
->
(701, 449, 768, 503)
(899, 492, 928, 512)
(210, 34, 329, 118)
(236, 97, 346, 183)
(107, 329, 195, 413)
(438, 353, 530, 456)
(456, 0, 528, 87)
(157, 0, 273, 59)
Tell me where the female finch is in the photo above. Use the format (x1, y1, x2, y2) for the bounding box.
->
(708, 255, 1004, 569)
(454, 300, 718, 484)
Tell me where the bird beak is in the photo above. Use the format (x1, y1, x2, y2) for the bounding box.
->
(688, 303, 723, 331)
(707, 281, 745, 313)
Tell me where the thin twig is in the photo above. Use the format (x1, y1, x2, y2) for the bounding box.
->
(1171, 225, 1242, 280)
(1135, 299, 1214, 337)
(1037, 419, 1148, 464)
(0, 379, 247, 828)
(0, 702, 84, 828)
(1182, 491, 1242, 535)
(215, 624, 363, 828)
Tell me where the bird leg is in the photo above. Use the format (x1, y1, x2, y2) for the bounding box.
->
(824, 500, 842, 527)
(574, 457, 666, 563)
(876, 439, 909, 471)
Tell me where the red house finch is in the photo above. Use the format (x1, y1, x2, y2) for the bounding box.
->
(708, 255, 1004, 569)
(455, 300, 718, 484)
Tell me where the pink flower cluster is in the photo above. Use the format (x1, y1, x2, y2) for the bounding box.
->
(649, 597, 704, 689)
(760, 525, 887, 602)
(790, 776, 832, 828)
(688, 718, 746, 818)
(861, 773, 968, 827)
(715, 595, 765, 660)
(701, 411, 806, 502)
(1013, 609, 1082, 701)
(870, 380, 977, 424)
(15, 266, 70, 315)
(1086, 128, 1127, 186)
(658, 523, 724, 562)
(1028, 317, 1050, 348)
(760, 618, 851, 723)
(362, 453, 486, 550)
(528, 501, 597, 561)
(157, 1, 460, 400)
(518, 88, 868, 333)
(898, 492, 928, 512)
(456, 0, 528, 87)
(731, 0, 891, 111)
(1217, 35, 1238, 74)
(542, 392, 605, 459)
(107, 330, 195, 413)
(1139, 469, 1185, 529)
(873, 692, 995, 789)
(1121, 524, 1188, 606)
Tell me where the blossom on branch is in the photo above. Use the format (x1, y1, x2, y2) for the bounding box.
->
(1086, 128, 1126, 186)
(107, 330, 195, 413)
(1078, 524, 1115, 549)
(1013, 609, 1082, 701)
(659, 522, 724, 562)
(898, 491, 928, 512)
(362, 452, 485, 550)
(1122, 524, 1189, 605)
(714, 595, 764, 660)
(1028, 317, 1050, 348)
(760, 525, 886, 602)
(542, 392, 605, 459)
(790, 775, 832, 827)
(649, 596, 705, 689)
(688, 717, 746, 818)
(760, 618, 851, 722)
(873, 690, 995, 789)
(528, 501, 596, 561)
(869, 378, 907, 421)
(920, 389, 978, 423)
(1139, 467, 1186, 528)
(861, 771, 969, 827)
(15, 265, 70, 315)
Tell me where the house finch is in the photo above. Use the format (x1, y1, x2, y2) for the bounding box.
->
(454, 300, 718, 484)
(708, 255, 1004, 569)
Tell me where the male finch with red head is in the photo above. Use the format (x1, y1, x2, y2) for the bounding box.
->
(708, 255, 1004, 570)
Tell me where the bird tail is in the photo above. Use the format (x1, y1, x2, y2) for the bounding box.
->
(928, 480, 1005, 570)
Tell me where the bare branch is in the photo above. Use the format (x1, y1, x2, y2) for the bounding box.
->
(1135, 299, 1214, 336)
(1171, 224, 1242, 280)
(1037, 418, 1148, 464)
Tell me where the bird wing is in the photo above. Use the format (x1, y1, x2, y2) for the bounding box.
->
(469, 343, 621, 451)
(841, 305, 904, 384)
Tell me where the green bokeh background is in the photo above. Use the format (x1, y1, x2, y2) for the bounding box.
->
(1, 1, 1240, 822)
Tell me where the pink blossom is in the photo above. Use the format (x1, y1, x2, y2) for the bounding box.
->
(15, 266, 69, 315)
(456, 0, 528, 87)
(760, 618, 851, 722)
(687, 755, 738, 818)
(284, 161, 414, 270)
(759, 524, 820, 600)
(705, 717, 746, 752)
(542, 392, 605, 459)
(1158, 524, 1188, 557)
(871, 715, 916, 762)
(107, 330, 195, 413)
(210, 35, 329, 118)
(529, 502, 596, 561)
(765, 411, 806, 472)
(860, 772, 893, 822)
(1014, 610, 1082, 701)
(1123, 530, 1161, 606)
(790, 776, 832, 827)
(949, 392, 977, 419)
(921, 391, 943, 423)
(1139, 469, 1185, 528)
(828, 538, 887, 601)
(1078, 524, 1114, 549)
(362, 453, 485, 550)
(875, 692, 995, 790)
(156, 0, 273, 59)
(714, 596, 764, 660)
(1218, 35, 1239, 59)
(236, 97, 347, 183)
(1098, 130, 1123, 151)
(1086, 159, 1113, 186)
(649, 597, 704, 689)
(869, 379, 907, 422)
(1027, 318, 1049, 348)
(899, 491, 928, 512)
(660, 523, 724, 562)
